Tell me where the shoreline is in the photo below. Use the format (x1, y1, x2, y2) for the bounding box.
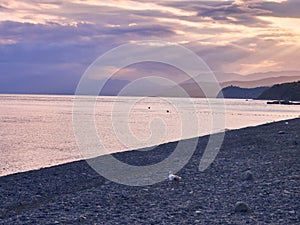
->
(2, 116, 299, 178)
(1, 118, 299, 224)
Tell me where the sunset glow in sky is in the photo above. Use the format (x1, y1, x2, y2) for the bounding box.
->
(0, 0, 299, 93)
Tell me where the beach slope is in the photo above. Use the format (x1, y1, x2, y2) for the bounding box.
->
(0, 119, 299, 224)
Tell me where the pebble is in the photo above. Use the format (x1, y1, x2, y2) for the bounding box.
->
(80, 215, 87, 219)
(234, 201, 251, 213)
(242, 170, 254, 181)
(289, 210, 295, 214)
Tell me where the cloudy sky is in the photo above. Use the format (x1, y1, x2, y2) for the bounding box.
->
(0, 0, 299, 93)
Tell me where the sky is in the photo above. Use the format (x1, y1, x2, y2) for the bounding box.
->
(0, 0, 300, 94)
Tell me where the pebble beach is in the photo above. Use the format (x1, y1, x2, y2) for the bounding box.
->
(0, 118, 299, 224)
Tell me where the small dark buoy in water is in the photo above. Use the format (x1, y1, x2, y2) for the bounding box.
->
(166, 110, 170, 113)
(148, 106, 151, 109)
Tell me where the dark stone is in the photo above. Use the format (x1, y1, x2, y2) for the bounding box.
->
(242, 170, 254, 181)
(234, 202, 251, 213)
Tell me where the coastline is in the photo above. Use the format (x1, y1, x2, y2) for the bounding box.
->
(0, 118, 299, 224)
(2, 94, 300, 177)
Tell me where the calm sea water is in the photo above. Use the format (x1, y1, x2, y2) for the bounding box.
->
(0, 94, 299, 176)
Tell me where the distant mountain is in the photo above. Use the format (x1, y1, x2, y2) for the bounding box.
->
(81, 76, 300, 99)
(160, 82, 223, 98)
(258, 81, 300, 101)
(218, 86, 269, 99)
(100, 78, 173, 97)
(220, 76, 300, 88)
(1, 70, 299, 96)
(151, 74, 300, 99)
(99, 79, 131, 96)
(216, 71, 300, 83)
(162, 71, 300, 98)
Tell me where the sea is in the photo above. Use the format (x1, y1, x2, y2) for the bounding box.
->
(0, 94, 299, 176)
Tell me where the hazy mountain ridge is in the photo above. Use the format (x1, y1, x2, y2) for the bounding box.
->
(1, 71, 299, 97)
(215, 71, 300, 82)
(258, 81, 300, 101)
(159, 71, 300, 98)
(220, 76, 300, 88)
(81, 74, 300, 98)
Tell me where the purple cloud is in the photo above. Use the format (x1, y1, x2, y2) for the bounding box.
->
(0, 0, 299, 94)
